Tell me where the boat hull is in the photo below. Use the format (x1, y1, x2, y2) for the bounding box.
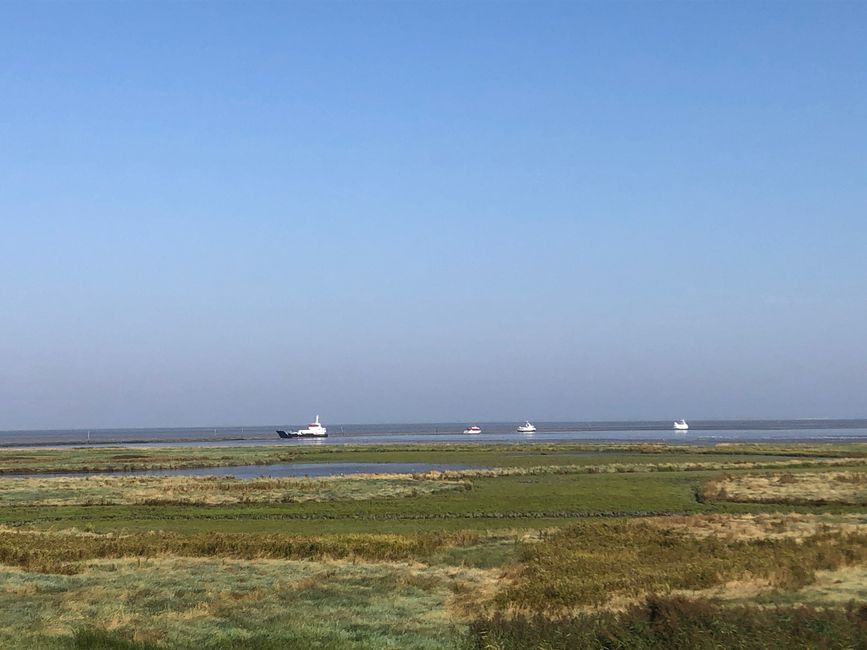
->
(276, 430, 328, 439)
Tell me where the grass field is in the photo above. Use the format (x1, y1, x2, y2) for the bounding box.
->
(1, 442, 866, 648)
(4, 441, 865, 474)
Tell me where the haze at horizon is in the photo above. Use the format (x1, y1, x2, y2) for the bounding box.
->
(1, 2, 866, 430)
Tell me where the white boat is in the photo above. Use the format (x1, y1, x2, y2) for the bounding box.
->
(673, 419, 689, 431)
(277, 415, 328, 438)
(463, 425, 481, 434)
(517, 421, 536, 433)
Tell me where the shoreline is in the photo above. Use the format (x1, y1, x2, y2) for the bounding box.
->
(3, 433, 867, 450)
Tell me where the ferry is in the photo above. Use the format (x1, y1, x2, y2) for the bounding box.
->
(277, 415, 328, 438)
(673, 419, 689, 431)
(517, 421, 536, 433)
(463, 425, 482, 434)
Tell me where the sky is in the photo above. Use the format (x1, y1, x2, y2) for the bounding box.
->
(1, 2, 866, 429)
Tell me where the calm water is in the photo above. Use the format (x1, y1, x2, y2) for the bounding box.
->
(2, 419, 867, 448)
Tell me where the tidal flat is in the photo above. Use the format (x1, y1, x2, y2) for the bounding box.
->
(1, 443, 866, 648)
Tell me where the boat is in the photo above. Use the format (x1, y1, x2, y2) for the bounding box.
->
(517, 421, 536, 433)
(673, 419, 689, 431)
(463, 425, 481, 434)
(277, 415, 328, 438)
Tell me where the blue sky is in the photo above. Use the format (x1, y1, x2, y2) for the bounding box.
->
(1, 2, 865, 429)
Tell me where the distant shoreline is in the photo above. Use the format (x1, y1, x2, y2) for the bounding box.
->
(1, 419, 867, 449)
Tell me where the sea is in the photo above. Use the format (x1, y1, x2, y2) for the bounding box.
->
(2, 419, 867, 448)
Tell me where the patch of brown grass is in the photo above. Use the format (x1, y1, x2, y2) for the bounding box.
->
(645, 513, 867, 541)
(498, 517, 867, 612)
(0, 474, 470, 507)
(700, 471, 867, 505)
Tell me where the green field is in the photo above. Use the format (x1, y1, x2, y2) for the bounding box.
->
(1, 442, 866, 648)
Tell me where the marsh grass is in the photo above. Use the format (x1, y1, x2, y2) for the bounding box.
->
(8, 465, 867, 539)
(464, 596, 867, 650)
(1, 441, 862, 475)
(749, 566, 867, 606)
(701, 471, 867, 505)
(6, 455, 863, 510)
(499, 518, 867, 611)
(0, 527, 495, 574)
(0, 447, 306, 475)
(0, 557, 493, 649)
(0, 467, 717, 541)
(645, 512, 867, 541)
(3, 443, 867, 648)
(0, 475, 471, 507)
(668, 565, 867, 608)
(407, 456, 867, 481)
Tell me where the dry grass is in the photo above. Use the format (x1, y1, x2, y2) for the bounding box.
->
(645, 512, 867, 541)
(638, 514, 867, 606)
(0, 526, 489, 574)
(498, 517, 867, 612)
(490, 513, 867, 616)
(0, 447, 306, 475)
(463, 596, 867, 650)
(408, 456, 867, 481)
(784, 566, 867, 605)
(0, 474, 471, 506)
(700, 471, 867, 505)
(672, 565, 867, 606)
